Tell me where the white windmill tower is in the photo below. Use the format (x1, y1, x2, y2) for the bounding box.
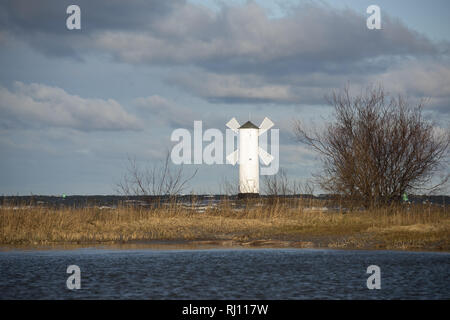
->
(226, 117, 275, 196)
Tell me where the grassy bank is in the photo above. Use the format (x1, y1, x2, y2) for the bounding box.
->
(0, 200, 449, 251)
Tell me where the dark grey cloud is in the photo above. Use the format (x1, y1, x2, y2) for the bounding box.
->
(0, 0, 178, 34)
(86, 3, 443, 71)
(0, 0, 180, 59)
(1, 0, 449, 111)
(1, 1, 443, 65)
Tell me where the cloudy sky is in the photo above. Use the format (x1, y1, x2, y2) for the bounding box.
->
(0, 0, 449, 195)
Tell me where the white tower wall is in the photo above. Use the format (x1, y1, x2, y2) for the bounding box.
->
(239, 128, 259, 193)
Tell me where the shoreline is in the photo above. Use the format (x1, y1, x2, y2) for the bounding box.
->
(1, 238, 448, 253)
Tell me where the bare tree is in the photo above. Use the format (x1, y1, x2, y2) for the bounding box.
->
(263, 168, 316, 197)
(263, 168, 291, 196)
(291, 178, 315, 196)
(219, 176, 239, 196)
(294, 85, 449, 207)
(116, 151, 198, 197)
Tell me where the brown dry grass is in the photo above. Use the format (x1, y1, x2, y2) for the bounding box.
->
(0, 199, 448, 251)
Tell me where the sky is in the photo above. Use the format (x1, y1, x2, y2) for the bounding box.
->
(0, 0, 449, 195)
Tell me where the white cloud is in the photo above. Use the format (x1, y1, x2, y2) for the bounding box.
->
(170, 71, 296, 103)
(0, 82, 142, 131)
(369, 60, 450, 113)
(134, 95, 174, 110)
(133, 95, 196, 128)
(373, 60, 450, 97)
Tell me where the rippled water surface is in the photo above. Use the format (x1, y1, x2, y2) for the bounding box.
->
(0, 248, 448, 299)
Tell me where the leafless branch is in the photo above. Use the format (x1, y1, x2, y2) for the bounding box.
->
(293, 85, 450, 207)
(116, 150, 198, 197)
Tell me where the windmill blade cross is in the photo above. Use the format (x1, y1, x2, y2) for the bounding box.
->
(226, 117, 240, 133)
(258, 147, 274, 165)
(226, 149, 239, 165)
(258, 117, 274, 135)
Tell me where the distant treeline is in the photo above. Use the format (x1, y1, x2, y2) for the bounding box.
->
(0, 194, 448, 208)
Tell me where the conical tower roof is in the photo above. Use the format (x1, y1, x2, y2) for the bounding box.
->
(239, 121, 259, 129)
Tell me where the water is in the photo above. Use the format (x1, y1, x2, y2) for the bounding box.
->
(0, 248, 448, 299)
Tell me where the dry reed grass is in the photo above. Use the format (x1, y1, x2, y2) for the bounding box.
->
(0, 199, 448, 251)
